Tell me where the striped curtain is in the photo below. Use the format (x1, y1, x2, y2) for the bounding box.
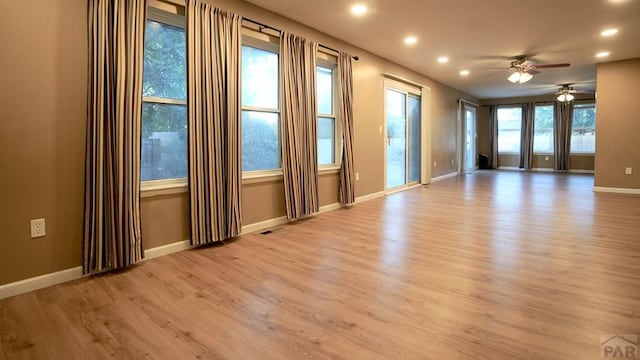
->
(84, 0, 146, 274)
(280, 32, 319, 219)
(519, 102, 535, 169)
(554, 101, 574, 171)
(489, 105, 499, 168)
(337, 52, 356, 205)
(186, 1, 242, 246)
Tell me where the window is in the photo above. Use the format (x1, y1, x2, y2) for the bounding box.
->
(497, 107, 522, 153)
(141, 9, 187, 183)
(571, 103, 596, 153)
(533, 105, 554, 154)
(241, 43, 280, 173)
(317, 64, 338, 166)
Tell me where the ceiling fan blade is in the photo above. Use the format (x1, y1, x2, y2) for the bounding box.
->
(526, 69, 540, 75)
(534, 63, 571, 69)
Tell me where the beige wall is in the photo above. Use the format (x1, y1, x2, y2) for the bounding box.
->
(0, 0, 87, 285)
(0, 0, 476, 286)
(478, 95, 596, 170)
(595, 58, 640, 189)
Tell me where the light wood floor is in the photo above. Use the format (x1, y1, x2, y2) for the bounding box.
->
(1, 171, 639, 360)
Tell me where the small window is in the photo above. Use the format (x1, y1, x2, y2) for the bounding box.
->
(141, 10, 187, 183)
(533, 105, 554, 154)
(570, 103, 596, 154)
(497, 107, 522, 153)
(241, 44, 281, 172)
(317, 65, 338, 166)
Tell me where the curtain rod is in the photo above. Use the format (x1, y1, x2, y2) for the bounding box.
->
(243, 17, 359, 61)
(481, 98, 595, 107)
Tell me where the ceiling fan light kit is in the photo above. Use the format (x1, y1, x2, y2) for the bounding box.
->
(557, 93, 574, 102)
(508, 70, 533, 84)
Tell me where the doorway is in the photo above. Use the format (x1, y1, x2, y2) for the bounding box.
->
(385, 85, 421, 191)
(461, 103, 477, 173)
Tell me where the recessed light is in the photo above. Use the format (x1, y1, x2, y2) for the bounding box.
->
(601, 28, 618, 37)
(350, 4, 367, 16)
(596, 51, 610, 58)
(437, 56, 449, 64)
(460, 70, 470, 76)
(404, 36, 417, 45)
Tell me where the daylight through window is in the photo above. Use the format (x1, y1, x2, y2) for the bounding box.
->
(141, 11, 187, 182)
(497, 107, 522, 153)
(570, 103, 596, 153)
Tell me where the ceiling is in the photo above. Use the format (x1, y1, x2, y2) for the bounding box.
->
(244, 0, 640, 99)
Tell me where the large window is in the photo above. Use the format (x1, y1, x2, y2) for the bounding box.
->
(571, 103, 596, 153)
(141, 10, 187, 182)
(317, 64, 338, 166)
(241, 43, 280, 172)
(533, 105, 554, 154)
(497, 107, 522, 153)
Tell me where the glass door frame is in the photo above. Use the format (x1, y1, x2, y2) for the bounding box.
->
(458, 100, 478, 174)
(384, 80, 423, 193)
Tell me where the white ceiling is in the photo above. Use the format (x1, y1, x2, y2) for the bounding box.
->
(244, 0, 640, 99)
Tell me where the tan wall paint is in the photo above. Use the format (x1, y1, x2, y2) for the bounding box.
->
(0, 0, 476, 286)
(0, 0, 87, 285)
(595, 59, 640, 189)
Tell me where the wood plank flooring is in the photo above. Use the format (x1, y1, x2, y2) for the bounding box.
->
(1, 171, 639, 359)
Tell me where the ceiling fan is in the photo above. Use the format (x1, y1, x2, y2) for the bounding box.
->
(555, 84, 591, 102)
(495, 55, 571, 84)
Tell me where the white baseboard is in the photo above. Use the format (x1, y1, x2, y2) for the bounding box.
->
(531, 167, 554, 172)
(593, 186, 640, 195)
(0, 266, 84, 300)
(0, 201, 354, 300)
(355, 191, 385, 204)
(497, 167, 523, 171)
(319, 202, 343, 213)
(569, 169, 595, 174)
(430, 172, 459, 182)
(144, 240, 192, 260)
(241, 216, 289, 235)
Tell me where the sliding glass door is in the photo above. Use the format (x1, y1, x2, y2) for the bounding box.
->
(385, 86, 421, 191)
(462, 104, 477, 172)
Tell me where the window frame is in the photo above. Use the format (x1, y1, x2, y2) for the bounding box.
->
(532, 104, 554, 155)
(317, 55, 342, 170)
(497, 105, 523, 155)
(141, 6, 188, 193)
(570, 102, 596, 155)
(241, 31, 283, 179)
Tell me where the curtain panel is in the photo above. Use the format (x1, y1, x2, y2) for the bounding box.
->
(519, 102, 535, 169)
(280, 32, 319, 219)
(186, 0, 242, 246)
(553, 101, 574, 171)
(84, 0, 146, 274)
(489, 105, 499, 168)
(337, 52, 356, 205)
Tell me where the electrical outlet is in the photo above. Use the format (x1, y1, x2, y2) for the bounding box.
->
(355, 172, 360, 181)
(545, 156, 549, 161)
(30, 218, 46, 238)
(625, 167, 632, 175)
(433, 161, 437, 168)
(451, 158, 454, 165)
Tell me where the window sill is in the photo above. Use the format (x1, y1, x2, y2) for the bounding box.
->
(570, 153, 595, 156)
(319, 166, 341, 175)
(498, 152, 520, 155)
(141, 178, 188, 198)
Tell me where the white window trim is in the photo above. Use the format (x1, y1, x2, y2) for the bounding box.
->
(241, 33, 282, 179)
(141, 6, 188, 193)
(317, 58, 342, 169)
(569, 102, 596, 155)
(497, 105, 523, 155)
